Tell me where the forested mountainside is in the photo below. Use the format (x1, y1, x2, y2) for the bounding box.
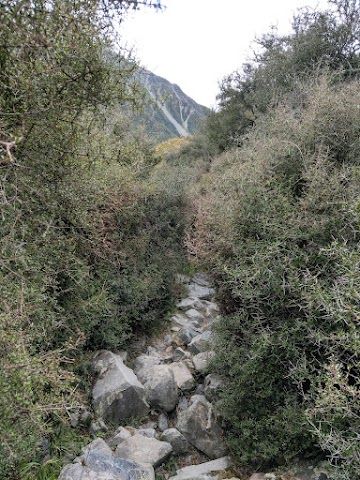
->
(135, 69, 209, 141)
(1, 1, 359, 480)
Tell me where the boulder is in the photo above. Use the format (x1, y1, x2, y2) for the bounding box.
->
(169, 456, 233, 480)
(187, 331, 213, 354)
(92, 351, 149, 424)
(160, 428, 190, 455)
(81, 438, 113, 458)
(133, 355, 161, 384)
(143, 364, 179, 412)
(171, 314, 190, 328)
(172, 347, 190, 362)
(192, 352, 215, 375)
(115, 434, 172, 467)
(178, 325, 201, 345)
(109, 427, 132, 449)
(176, 395, 227, 459)
(185, 308, 205, 323)
(176, 298, 197, 311)
(59, 451, 154, 480)
(168, 362, 195, 392)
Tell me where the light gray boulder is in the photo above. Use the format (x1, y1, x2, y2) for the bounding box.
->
(160, 428, 190, 455)
(133, 355, 161, 384)
(187, 283, 215, 300)
(143, 364, 179, 412)
(138, 428, 157, 438)
(187, 331, 213, 354)
(109, 427, 132, 449)
(92, 351, 149, 424)
(115, 434, 172, 467)
(185, 308, 205, 323)
(168, 362, 195, 392)
(176, 395, 227, 459)
(171, 314, 190, 328)
(169, 456, 233, 480)
(59, 451, 155, 480)
(176, 298, 197, 311)
(192, 351, 215, 375)
(204, 374, 223, 402)
(81, 438, 113, 458)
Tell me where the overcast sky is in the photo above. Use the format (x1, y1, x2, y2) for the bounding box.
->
(120, 0, 329, 108)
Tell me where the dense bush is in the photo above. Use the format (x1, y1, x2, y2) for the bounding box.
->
(188, 76, 360, 477)
(0, 1, 190, 478)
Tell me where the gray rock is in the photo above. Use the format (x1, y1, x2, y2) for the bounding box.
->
(204, 374, 223, 402)
(172, 347, 190, 362)
(176, 395, 227, 459)
(81, 438, 113, 458)
(115, 434, 172, 467)
(133, 355, 161, 384)
(168, 362, 195, 392)
(59, 451, 155, 480)
(192, 352, 215, 375)
(178, 326, 201, 345)
(191, 273, 211, 287)
(178, 396, 189, 410)
(138, 428, 157, 438)
(171, 314, 190, 328)
(109, 427, 132, 449)
(176, 298, 197, 311)
(187, 284, 215, 300)
(143, 364, 179, 412)
(92, 351, 149, 424)
(158, 413, 169, 432)
(185, 309, 206, 323)
(169, 456, 233, 480)
(187, 331, 213, 354)
(160, 428, 190, 455)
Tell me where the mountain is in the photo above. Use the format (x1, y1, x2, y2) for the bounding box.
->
(136, 69, 209, 142)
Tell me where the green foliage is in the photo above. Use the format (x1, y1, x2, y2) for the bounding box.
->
(206, 0, 360, 153)
(190, 76, 360, 475)
(0, 1, 191, 478)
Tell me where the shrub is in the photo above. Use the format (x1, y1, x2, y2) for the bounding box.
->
(189, 76, 360, 475)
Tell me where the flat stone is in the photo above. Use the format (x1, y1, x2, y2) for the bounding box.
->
(59, 451, 155, 480)
(192, 352, 215, 375)
(176, 395, 227, 459)
(169, 457, 233, 480)
(160, 428, 190, 455)
(115, 434, 172, 467)
(168, 362, 195, 391)
(92, 351, 149, 424)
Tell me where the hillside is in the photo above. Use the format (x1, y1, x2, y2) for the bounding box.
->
(135, 69, 209, 141)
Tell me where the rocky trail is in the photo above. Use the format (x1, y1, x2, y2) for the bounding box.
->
(58, 274, 329, 480)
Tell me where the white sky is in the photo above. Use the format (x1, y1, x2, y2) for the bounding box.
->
(120, 0, 330, 108)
